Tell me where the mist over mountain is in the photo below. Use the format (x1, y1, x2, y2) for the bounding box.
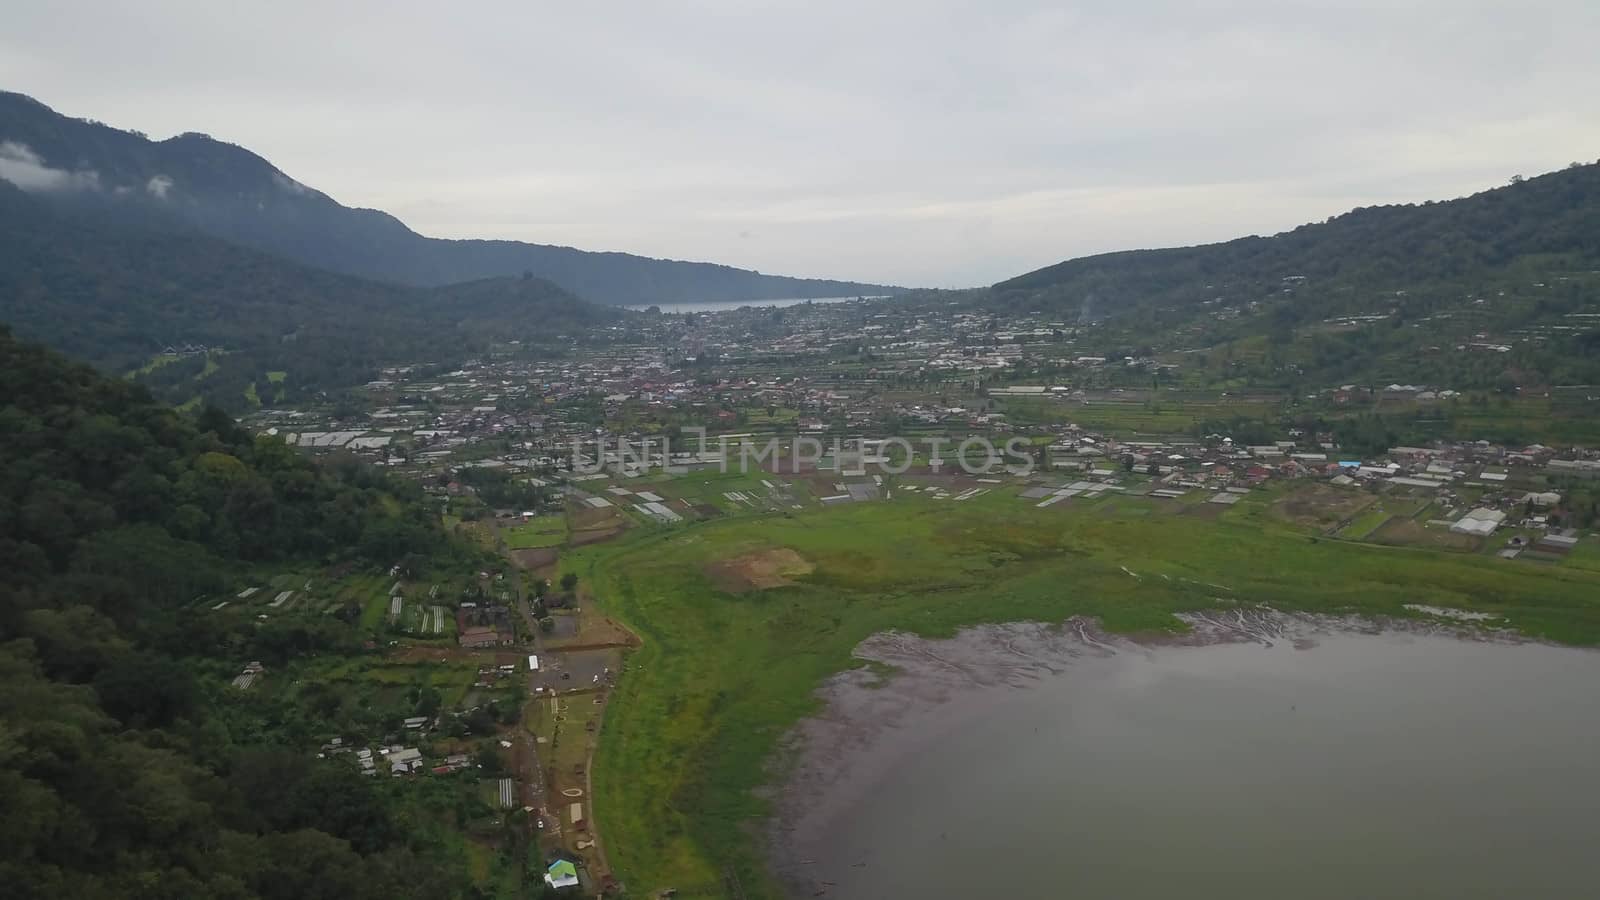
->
(0, 91, 901, 305)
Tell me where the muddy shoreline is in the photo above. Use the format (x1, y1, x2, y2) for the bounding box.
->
(763, 607, 1537, 897)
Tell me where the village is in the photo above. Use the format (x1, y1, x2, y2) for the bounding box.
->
(234, 286, 1600, 562)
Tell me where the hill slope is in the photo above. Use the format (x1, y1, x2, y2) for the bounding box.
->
(980, 163, 1600, 388)
(0, 180, 616, 410)
(992, 162, 1600, 313)
(0, 90, 900, 304)
(0, 326, 483, 898)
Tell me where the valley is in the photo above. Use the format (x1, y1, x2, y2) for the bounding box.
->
(4, 65, 1600, 900)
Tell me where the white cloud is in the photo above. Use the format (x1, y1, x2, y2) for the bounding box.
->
(0, 140, 100, 192)
(146, 174, 174, 198)
(272, 171, 310, 195)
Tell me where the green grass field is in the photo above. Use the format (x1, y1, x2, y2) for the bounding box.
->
(1000, 391, 1281, 435)
(503, 515, 567, 549)
(567, 491, 1600, 898)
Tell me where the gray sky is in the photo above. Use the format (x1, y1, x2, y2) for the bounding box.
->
(4, 1, 1598, 287)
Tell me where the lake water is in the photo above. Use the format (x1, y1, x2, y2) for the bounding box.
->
(624, 295, 881, 313)
(772, 614, 1600, 899)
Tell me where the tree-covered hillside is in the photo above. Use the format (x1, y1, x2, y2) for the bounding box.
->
(0, 181, 615, 410)
(980, 162, 1600, 389)
(0, 327, 485, 899)
(993, 162, 1600, 308)
(0, 90, 901, 304)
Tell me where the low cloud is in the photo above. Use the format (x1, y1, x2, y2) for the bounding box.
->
(0, 141, 100, 192)
(272, 172, 310, 195)
(146, 174, 174, 198)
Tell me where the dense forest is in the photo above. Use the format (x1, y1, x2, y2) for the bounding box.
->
(0, 327, 489, 899)
(991, 161, 1600, 309)
(0, 180, 617, 411)
(970, 162, 1600, 390)
(0, 90, 899, 304)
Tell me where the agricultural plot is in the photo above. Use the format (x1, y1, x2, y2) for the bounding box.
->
(1338, 497, 1442, 543)
(305, 657, 484, 716)
(633, 501, 682, 523)
(1370, 517, 1484, 552)
(330, 573, 407, 629)
(570, 500, 628, 529)
(651, 469, 813, 516)
(207, 571, 322, 616)
(1338, 507, 1393, 540)
(504, 515, 567, 549)
(1268, 482, 1377, 532)
(1001, 393, 1280, 435)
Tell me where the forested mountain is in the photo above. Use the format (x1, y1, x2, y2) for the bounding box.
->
(0, 328, 483, 899)
(979, 162, 1600, 389)
(0, 90, 899, 304)
(991, 161, 1600, 315)
(0, 180, 615, 410)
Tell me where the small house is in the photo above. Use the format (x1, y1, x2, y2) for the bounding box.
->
(544, 859, 580, 890)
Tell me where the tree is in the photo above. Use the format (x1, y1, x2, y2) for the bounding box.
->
(559, 572, 578, 592)
(92, 653, 198, 728)
(0, 329, 475, 898)
(475, 743, 505, 777)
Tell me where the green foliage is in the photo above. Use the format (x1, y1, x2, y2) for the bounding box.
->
(0, 180, 617, 412)
(0, 329, 476, 898)
(978, 163, 1600, 390)
(454, 466, 550, 511)
(995, 163, 1600, 303)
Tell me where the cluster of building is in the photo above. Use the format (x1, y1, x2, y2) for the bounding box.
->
(317, 738, 471, 777)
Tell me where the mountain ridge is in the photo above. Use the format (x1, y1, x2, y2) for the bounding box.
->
(0, 178, 617, 411)
(0, 90, 903, 304)
(990, 161, 1600, 309)
(968, 160, 1600, 392)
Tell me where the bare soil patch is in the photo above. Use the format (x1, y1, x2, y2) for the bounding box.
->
(1270, 484, 1375, 529)
(510, 547, 560, 568)
(570, 505, 626, 531)
(545, 601, 638, 649)
(570, 526, 626, 547)
(1371, 517, 1482, 551)
(706, 547, 816, 592)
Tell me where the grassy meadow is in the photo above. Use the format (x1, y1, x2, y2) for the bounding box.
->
(503, 514, 568, 549)
(564, 487, 1600, 898)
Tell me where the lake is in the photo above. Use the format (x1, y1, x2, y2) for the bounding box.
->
(623, 295, 883, 313)
(771, 613, 1600, 899)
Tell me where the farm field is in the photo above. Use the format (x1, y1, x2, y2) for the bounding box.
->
(1000, 393, 1280, 434)
(569, 490, 1600, 899)
(1373, 394, 1600, 446)
(503, 515, 567, 549)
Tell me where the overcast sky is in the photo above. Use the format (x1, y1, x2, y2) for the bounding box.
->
(4, 1, 1598, 287)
